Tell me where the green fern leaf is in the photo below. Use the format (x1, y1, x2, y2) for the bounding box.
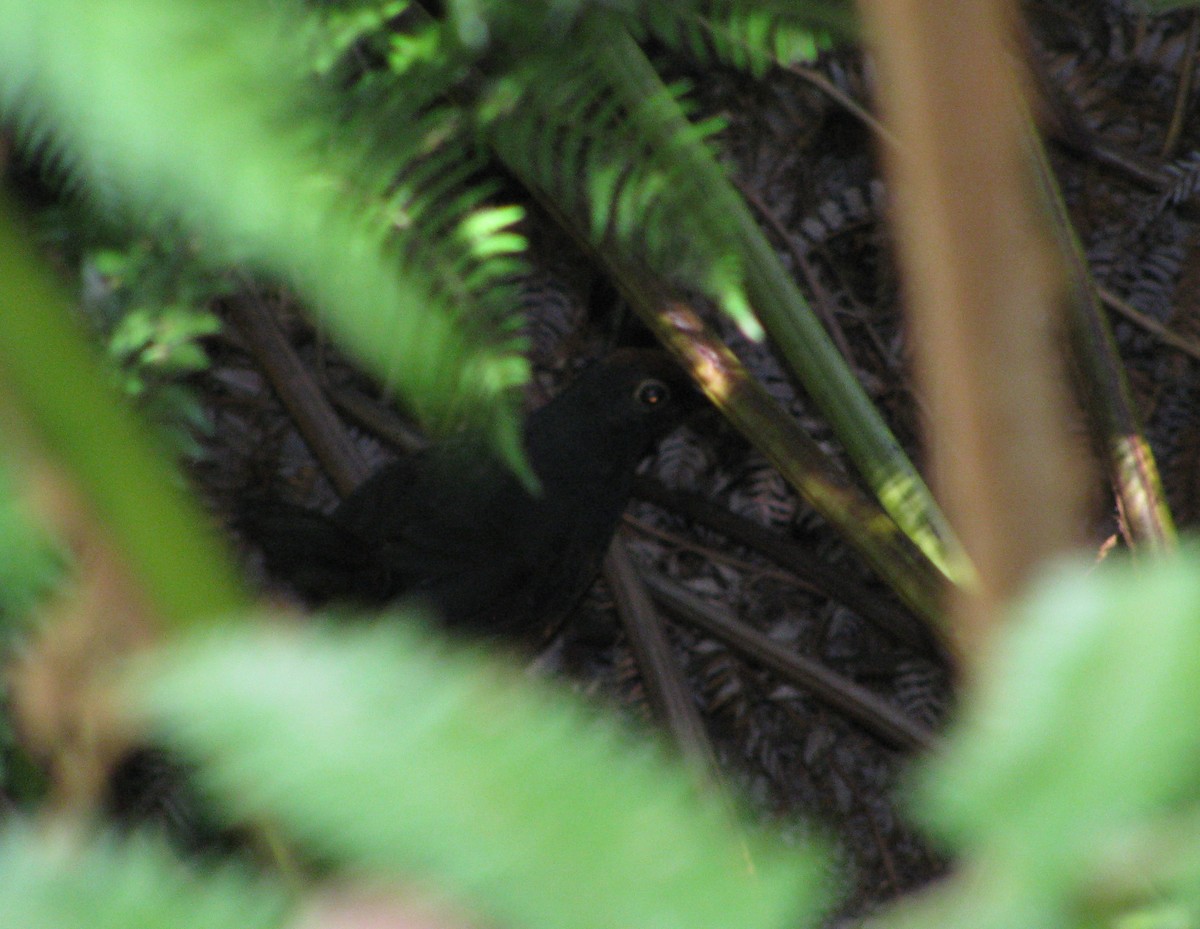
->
(485, 45, 764, 339)
(0, 0, 528, 454)
(441, 0, 852, 76)
(0, 825, 289, 929)
(129, 618, 827, 929)
(637, 1, 853, 76)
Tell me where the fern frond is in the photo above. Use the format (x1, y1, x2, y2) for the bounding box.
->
(1161, 150, 1200, 207)
(637, 1, 853, 77)
(442, 1, 851, 76)
(0, 825, 289, 929)
(129, 619, 827, 929)
(0, 0, 528, 459)
(307, 13, 539, 424)
(486, 45, 762, 338)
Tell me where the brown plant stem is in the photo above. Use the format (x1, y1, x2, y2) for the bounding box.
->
(859, 0, 1090, 656)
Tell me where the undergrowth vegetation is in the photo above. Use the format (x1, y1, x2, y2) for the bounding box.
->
(2, 1, 1200, 929)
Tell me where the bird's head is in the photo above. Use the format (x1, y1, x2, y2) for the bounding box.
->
(528, 348, 704, 474)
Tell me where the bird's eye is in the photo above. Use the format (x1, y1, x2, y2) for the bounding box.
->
(634, 378, 671, 409)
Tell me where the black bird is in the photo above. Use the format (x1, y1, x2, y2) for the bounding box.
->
(246, 349, 700, 641)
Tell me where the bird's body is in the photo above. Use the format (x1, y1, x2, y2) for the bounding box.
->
(247, 349, 697, 640)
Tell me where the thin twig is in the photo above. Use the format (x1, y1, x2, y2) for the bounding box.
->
(1162, 11, 1200, 159)
(623, 513, 828, 592)
(604, 537, 720, 773)
(1099, 285, 1200, 364)
(786, 63, 900, 151)
(225, 290, 369, 496)
(326, 381, 429, 454)
(641, 569, 938, 752)
(632, 477, 937, 655)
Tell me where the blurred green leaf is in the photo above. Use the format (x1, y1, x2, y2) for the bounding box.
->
(109, 307, 220, 372)
(0, 457, 65, 629)
(0, 205, 249, 627)
(312, 0, 411, 75)
(0, 824, 289, 929)
(916, 547, 1200, 880)
(129, 618, 826, 929)
(108, 310, 157, 359)
(0, 0, 529, 455)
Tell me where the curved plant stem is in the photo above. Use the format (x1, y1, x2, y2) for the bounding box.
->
(1026, 131, 1177, 552)
(592, 17, 972, 588)
(639, 297, 948, 641)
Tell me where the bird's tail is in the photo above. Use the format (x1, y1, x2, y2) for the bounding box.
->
(237, 501, 388, 605)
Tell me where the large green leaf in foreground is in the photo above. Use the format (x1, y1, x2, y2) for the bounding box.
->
(129, 617, 826, 929)
(0, 826, 288, 929)
(918, 546, 1200, 881)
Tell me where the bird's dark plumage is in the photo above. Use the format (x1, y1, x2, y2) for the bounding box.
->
(245, 349, 699, 640)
